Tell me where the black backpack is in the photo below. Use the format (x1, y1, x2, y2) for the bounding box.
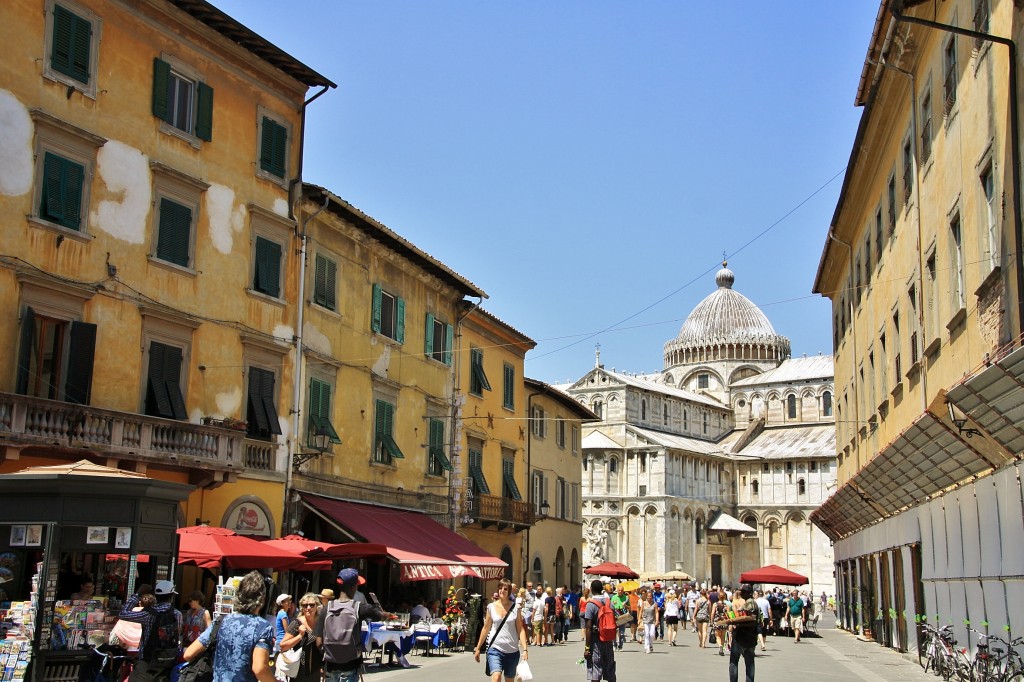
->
(143, 607, 179, 667)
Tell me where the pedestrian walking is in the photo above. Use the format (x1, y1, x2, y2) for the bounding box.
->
(694, 589, 711, 648)
(119, 580, 182, 682)
(278, 593, 323, 682)
(726, 584, 759, 682)
(582, 579, 616, 682)
(640, 592, 659, 653)
(274, 594, 293, 652)
(663, 590, 680, 646)
(181, 591, 211, 648)
(786, 590, 805, 643)
(315, 568, 389, 682)
(611, 585, 629, 650)
(753, 590, 771, 652)
(652, 583, 666, 640)
(183, 571, 274, 682)
(474, 579, 528, 682)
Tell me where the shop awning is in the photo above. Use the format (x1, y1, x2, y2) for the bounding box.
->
(946, 343, 1024, 459)
(300, 494, 507, 582)
(707, 510, 756, 535)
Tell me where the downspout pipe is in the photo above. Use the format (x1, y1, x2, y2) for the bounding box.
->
(288, 85, 331, 221)
(284, 193, 330, 535)
(890, 1, 1024, 347)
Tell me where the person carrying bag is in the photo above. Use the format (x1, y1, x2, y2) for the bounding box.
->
(474, 579, 528, 682)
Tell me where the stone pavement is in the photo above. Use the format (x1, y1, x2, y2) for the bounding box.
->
(360, 616, 935, 681)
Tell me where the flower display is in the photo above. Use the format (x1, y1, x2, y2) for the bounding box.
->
(442, 585, 464, 628)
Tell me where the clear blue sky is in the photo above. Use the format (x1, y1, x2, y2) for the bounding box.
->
(214, 1, 875, 384)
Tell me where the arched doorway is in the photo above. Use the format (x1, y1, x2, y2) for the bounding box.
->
(554, 546, 566, 587)
(500, 546, 514, 582)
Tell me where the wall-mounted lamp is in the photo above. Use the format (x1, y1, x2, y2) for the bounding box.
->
(539, 500, 550, 518)
(947, 401, 981, 439)
(293, 426, 334, 468)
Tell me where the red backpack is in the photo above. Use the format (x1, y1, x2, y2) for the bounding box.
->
(595, 597, 617, 642)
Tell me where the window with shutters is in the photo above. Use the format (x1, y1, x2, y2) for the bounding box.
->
(502, 456, 522, 501)
(424, 314, 452, 364)
(887, 174, 897, 234)
(555, 417, 566, 449)
(468, 444, 490, 494)
(980, 164, 999, 272)
(150, 164, 206, 272)
(43, 1, 101, 97)
(920, 88, 933, 165)
(502, 363, 514, 409)
(30, 111, 104, 238)
(902, 136, 914, 205)
(427, 418, 451, 476)
(246, 367, 282, 440)
(469, 347, 490, 395)
(531, 406, 546, 439)
(571, 423, 580, 454)
(943, 34, 958, 116)
(16, 307, 96, 404)
(949, 212, 966, 313)
(152, 55, 213, 145)
(307, 377, 341, 449)
(531, 471, 546, 515)
(257, 107, 291, 184)
(370, 285, 404, 342)
(373, 399, 404, 465)
(313, 254, 338, 311)
(252, 236, 283, 298)
(144, 340, 188, 420)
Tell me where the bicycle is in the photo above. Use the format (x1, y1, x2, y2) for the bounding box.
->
(921, 623, 970, 680)
(965, 629, 1024, 682)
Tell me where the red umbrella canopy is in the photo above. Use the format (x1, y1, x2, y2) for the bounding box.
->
(739, 564, 809, 586)
(177, 526, 307, 570)
(583, 561, 639, 579)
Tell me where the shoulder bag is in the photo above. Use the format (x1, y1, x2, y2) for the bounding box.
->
(177, 619, 221, 682)
(482, 604, 515, 677)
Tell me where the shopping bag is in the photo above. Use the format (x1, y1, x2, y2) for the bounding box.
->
(516, 660, 533, 681)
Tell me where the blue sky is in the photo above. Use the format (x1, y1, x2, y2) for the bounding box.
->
(214, 1, 876, 384)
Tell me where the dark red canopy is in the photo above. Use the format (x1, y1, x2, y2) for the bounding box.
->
(584, 561, 639, 579)
(739, 564, 808, 586)
(177, 526, 307, 570)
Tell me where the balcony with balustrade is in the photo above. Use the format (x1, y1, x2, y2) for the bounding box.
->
(467, 493, 535, 531)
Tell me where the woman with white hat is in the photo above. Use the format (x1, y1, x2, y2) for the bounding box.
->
(663, 589, 681, 646)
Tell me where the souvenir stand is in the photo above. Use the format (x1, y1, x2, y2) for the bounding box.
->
(0, 461, 192, 682)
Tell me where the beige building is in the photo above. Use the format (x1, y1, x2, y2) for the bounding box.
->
(812, 0, 1024, 654)
(523, 378, 598, 588)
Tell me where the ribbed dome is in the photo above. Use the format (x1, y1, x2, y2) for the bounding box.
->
(664, 264, 790, 367)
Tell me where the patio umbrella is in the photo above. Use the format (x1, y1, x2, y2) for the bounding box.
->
(584, 561, 639, 579)
(660, 570, 694, 582)
(739, 564, 808, 586)
(616, 580, 641, 592)
(260, 536, 387, 570)
(177, 526, 307, 570)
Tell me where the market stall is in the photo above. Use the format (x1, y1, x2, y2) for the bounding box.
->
(0, 461, 192, 682)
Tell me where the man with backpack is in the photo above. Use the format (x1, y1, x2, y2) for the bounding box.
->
(119, 580, 182, 682)
(315, 568, 388, 682)
(582, 580, 616, 682)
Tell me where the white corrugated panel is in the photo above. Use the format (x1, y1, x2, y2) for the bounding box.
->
(964, 582, 986, 649)
(998, 463, 1024, 576)
(920, 505, 936, 579)
(977, 475, 1002, 577)
(944, 495, 964, 577)
(947, 581, 969, 648)
(959, 486, 982, 578)
(1006, 580, 1024, 641)
(929, 502, 948, 578)
(980, 581, 1007, 644)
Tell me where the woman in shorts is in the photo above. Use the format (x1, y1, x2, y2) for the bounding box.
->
(663, 590, 681, 646)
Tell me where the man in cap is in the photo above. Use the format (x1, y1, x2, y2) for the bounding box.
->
(724, 584, 759, 682)
(315, 569, 391, 680)
(651, 583, 665, 640)
(582, 578, 616, 682)
(120, 580, 182, 682)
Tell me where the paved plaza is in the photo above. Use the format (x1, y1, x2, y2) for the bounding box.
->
(360, 617, 936, 682)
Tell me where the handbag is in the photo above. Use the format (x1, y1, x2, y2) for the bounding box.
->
(483, 604, 515, 676)
(178, 619, 221, 682)
(275, 646, 302, 679)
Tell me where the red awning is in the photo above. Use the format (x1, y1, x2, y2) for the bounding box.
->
(301, 494, 507, 582)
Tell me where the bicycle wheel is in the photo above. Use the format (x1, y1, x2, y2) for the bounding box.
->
(1003, 664, 1024, 682)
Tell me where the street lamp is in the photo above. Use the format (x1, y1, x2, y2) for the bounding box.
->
(539, 500, 550, 518)
(947, 400, 981, 439)
(293, 425, 334, 468)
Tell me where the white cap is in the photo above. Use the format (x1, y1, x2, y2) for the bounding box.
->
(154, 580, 177, 596)
(276, 593, 292, 605)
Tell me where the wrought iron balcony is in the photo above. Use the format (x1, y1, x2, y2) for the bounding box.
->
(467, 493, 535, 531)
(0, 391, 274, 487)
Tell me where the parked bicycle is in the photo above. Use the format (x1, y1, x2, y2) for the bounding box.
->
(965, 628, 1024, 682)
(921, 623, 971, 681)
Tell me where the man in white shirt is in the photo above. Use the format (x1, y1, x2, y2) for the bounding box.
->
(411, 598, 431, 624)
(754, 590, 771, 652)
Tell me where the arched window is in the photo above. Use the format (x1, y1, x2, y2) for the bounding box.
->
(664, 404, 669, 424)
(798, 478, 806, 495)
(593, 400, 603, 419)
(641, 400, 647, 420)
(787, 394, 797, 419)
(683, 409, 689, 430)
(751, 479, 759, 496)
(822, 391, 833, 417)
(609, 457, 618, 474)
(695, 518, 704, 544)
(768, 520, 780, 547)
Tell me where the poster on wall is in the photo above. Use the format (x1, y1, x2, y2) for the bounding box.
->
(115, 528, 132, 549)
(86, 527, 109, 544)
(9, 526, 26, 546)
(25, 525, 43, 547)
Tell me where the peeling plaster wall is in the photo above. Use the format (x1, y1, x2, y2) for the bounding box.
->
(214, 386, 242, 418)
(0, 89, 32, 196)
(206, 184, 246, 255)
(92, 140, 150, 244)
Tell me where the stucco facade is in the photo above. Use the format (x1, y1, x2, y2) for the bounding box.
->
(812, 0, 1024, 654)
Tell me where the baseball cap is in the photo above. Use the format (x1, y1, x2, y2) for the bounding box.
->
(276, 593, 292, 605)
(337, 568, 366, 587)
(154, 580, 177, 596)
(653, 582, 662, 589)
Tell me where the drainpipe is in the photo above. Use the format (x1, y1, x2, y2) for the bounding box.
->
(525, 390, 535, 587)
(866, 55, 929, 413)
(450, 297, 483, 531)
(284, 192, 330, 535)
(287, 85, 331, 221)
(826, 230, 858, 468)
(890, 0, 1024, 347)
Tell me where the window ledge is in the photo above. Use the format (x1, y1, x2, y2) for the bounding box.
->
(309, 301, 342, 319)
(372, 332, 403, 347)
(148, 256, 197, 277)
(876, 397, 889, 413)
(946, 306, 967, 331)
(890, 380, 904, 399)
(246, 288, 286, 307)
(255, 168, 288, 189)
(27, 216, 94, 243)
(906, 361, 921, 382)
(974, 265, 1002, 298)
(923, 337, 941, 358)
(158, 121, 202, 149)
(370, 459, 399, 471)
(42, 70, 96, 100)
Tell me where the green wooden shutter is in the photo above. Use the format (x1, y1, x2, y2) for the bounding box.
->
(152, 58, 170, 121)
(503, 364, 514, 409)
(162, 344, 188, 420)
(42, 153, 84, 230)
(374, 399, 386, 436)
(308, 378, 323, 443)
(254, 237, 281, 297)
(64, 321, 96, 405)
(195, 81, 213, 141)
(371, 284, 382, 332)
(260, 118, 286, 178)
(395, 297, 405, 344)
(424, 314, 434, 357)
(314, 255, 328, 307)
(247, 368, 271, 434)
(260, 369, 282, 435)
(157, 199, 192, 266)
(15, 307, 37, 396)
(272, 121, 287, 177)
(260, 117, 275, 172)
(444, 324, 453, 365)
(325, 259, 337, 310)
(51, 5, 91, 84)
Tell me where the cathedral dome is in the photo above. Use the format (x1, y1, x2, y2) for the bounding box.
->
(664, 264, 790, 368)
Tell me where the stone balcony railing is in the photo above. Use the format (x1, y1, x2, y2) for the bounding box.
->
(469, 494, 535, 530)
(0, 392, 275, 479)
